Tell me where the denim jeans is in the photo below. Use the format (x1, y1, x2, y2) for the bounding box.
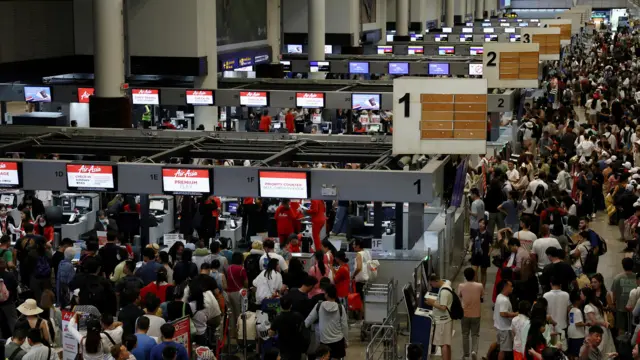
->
(332, 205, 348, 234)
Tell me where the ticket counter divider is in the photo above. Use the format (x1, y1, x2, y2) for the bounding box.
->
(0, 79, 517, 113)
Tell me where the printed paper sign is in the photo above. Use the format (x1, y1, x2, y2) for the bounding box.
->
(296, 92, 325, 108)
(164, 233, 186, 248)
(171, 317, 191, 357)
(186, 90, 214, 105)
(162, 168, 211, 195)
(132, 89, 160, 105)
(62, 311, 78, 360)
(259, 171, 309, 199)
(66, 164, 115, 190)
(0, 162, 19, 188)
(239, 91, 268, 107)
(77, 88, 95, 103)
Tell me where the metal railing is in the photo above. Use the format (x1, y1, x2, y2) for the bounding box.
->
(365, 297, 404, 360)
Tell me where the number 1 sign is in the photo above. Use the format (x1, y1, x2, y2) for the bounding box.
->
(392, 77, 488, 155)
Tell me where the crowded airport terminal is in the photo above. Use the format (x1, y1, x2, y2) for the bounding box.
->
(3, 0, 640, 360)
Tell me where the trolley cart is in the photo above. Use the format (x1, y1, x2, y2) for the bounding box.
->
(361, 279, 395, 341)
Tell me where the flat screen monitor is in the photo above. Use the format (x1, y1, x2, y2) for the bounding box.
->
(75, 198, 90, 209)
(273, 122, 282, 129)
(462, 27, 473, 33)
(239, 91, 269, 107)
(281, 61, 292, 71)
(499, 19, 507, 22)
(438, 46, 455, 55)
(131, 89, 160, 105)
(150, 200, 164, 211)
(442, 27, 452, 33)
(500, 23, 510, 27)
(483, 27, 494, 33)
(349, 62, 369, 74)
(485, 34, 498, 42)
(414, 34, 424, 40)
(0, 162, 21, 189)
(186, 90, 214, 106)
(66, 164, 117, 191)
(377, 45, 393, 54)
(388, 62, 409, 75)
(0, 194, 13, 205)
(530, 19, 539, 22)
(386, 34, 395, 42)
(469, 63, 484, 76)
(470, 46, 484, 55)
(408, 46, 424, 55)
(466, 22, 474, 26)
(227, 202, 238, 215)
(460, 34, 473, 42)
(509, 34, 521, 42)
(24, 86, 52, 103)
(77, 87, 94, 103)
(309, 61, 330, 72)
(258, 170, 310, 199)
(519, 23, 529, 27)
(482, 22, 492, 27)
(287, 44, 303, 54)
(434, 34, 448, 42)
(324, 45, 333, 54)
(505, 27, 516, 33)
(428, 63, 450, 76)
(351, 93, 381, 111)
(162, 168, 212, 196)
(410, 34, 417, 41)
(296, 92, 325, 108)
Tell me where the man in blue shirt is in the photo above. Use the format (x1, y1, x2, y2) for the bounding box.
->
(135, 248, 163, 285)
(150, 324, 188, 360)
(132, 316, 157, 360)
(579, 216, 601, 271)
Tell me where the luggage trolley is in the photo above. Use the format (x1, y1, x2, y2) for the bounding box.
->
(361, 278, 396, 341)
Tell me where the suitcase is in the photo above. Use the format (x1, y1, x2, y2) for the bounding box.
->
(617, 313, 634, 360)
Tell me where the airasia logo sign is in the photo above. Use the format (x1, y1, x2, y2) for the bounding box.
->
(296, 92, 325, 108)
(242, 92, 265, 98)
(0, 164, 5, 169)
(191, 91, 208, 96)
(175, 169, 198, 177)
(134, 89, 156, 95)
(77, 88, 95, 103)
(78, 165, 103, 173)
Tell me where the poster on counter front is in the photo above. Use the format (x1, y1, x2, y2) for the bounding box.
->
(97, 231, 107, 247)
(62, 311, 78, 360)
(171, 316, 191, 357)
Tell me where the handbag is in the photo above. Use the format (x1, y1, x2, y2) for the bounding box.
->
(347, 282, 362, 312)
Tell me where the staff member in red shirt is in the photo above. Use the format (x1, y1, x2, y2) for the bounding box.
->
(285, 109, 295, 133)
(306, 199, 326, 251)
(211, 195, 222, 235)
(35, 215, 54, 243)
(332, 251, 350, 306)
(275, 199, 297, 244)
(259, 110, 272, 132)
(289, 200, 303, 233)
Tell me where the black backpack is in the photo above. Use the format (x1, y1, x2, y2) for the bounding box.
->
(80, 277, 106, 310)
(438, 287, 464, 320)
(547, 209, 565, 236)
(244, 254, 262, 286)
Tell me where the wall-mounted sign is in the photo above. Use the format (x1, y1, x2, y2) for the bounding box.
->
(239, 91, 269, 107)
(162, 168, 212, 196)
(0, 162, 21, 189)
(131, 89, 160, 105)
(295, 92, 325, 108)
(66, 164, 117, 191)
(259, 171, 310, 199)
(185, 90, 214, 106)
(77, 88, 95, 103)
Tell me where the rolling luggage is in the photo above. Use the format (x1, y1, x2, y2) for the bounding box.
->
(617, 313, 634, 360)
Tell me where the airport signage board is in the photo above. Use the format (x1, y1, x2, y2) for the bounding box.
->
(77, 88, 95, 103)
(162, 168, 212, 196)
(66, 164, 117, 191)
(185, 90, 214, 106)
(295, 92, 325, 108)
(240, 91, 269, 107)
(258, 171, 310, 199)
(482, 43, 540, 89)
(131, 89, 160, 105)
(0, 162, 20, 188)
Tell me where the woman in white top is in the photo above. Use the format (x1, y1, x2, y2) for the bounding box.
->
(520, 191, 537, 215)
(188, 285, 221, 346)
(581, 287, 616, 354)
(253, 258, 284, 305)
(66, 315, 112, 360)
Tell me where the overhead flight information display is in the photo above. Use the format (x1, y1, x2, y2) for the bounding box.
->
(0, 162, 21, 188)
(259, 171, 310, 199)
(66, 164, 116, 191)
(162, 168, 212, 196)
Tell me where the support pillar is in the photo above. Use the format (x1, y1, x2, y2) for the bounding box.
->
(194, 0, 218, 130)
(394, 202, 403, 249)
(267, 0, 281, 63)
(460, 0, 467, 21)
(350, 0, 361, 47)
(396, 0, 409, 36)
(91, 0, 130, 128)
(407, 203, 424, 251)
(484, 0, 495, 17)
(308, 0, 325, 79)
(380, 0, 387, 44)
(475, 0, 484, 19)
(446, 0, 455, 26)
(435, 0, 443, 27)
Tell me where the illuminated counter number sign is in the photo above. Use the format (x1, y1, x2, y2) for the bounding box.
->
(162, 168, 212, 196)
(66, 164, 117, 191)
(258, 171, 310, 199)
(393, 78, 488, 155)
(0, 162, 21, 188)
(482, 43, 540, 89)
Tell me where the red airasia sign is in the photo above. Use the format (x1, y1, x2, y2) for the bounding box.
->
(77, 88, 95, 103)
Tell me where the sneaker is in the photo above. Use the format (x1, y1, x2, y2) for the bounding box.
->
(591, 213, 596, 219)
(471, 352, 477, 360)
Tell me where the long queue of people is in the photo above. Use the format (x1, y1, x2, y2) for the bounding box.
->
(422, 27, 640, 360)
(0, 215, 375, 360)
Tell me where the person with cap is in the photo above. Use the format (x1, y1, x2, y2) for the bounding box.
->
(15, 299, 50, 345)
